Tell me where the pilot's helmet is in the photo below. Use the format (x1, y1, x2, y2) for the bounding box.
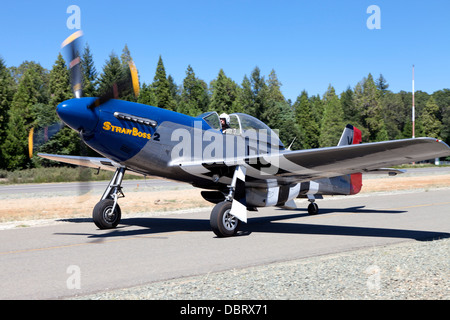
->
(219, 113, 230, 126)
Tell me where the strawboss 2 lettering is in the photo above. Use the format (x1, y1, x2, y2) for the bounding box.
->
(103, 121, 152, 140)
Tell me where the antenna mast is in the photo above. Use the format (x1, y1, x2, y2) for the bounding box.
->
(412, 65, 415, 138)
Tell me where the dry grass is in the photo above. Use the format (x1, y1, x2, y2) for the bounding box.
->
(361, 174, 450, 193)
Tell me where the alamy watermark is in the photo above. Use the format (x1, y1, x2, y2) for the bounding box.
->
(66, 265, 81, 290)
(66, 5, 81, 30)
(367, 5, 381, 30)
(170, 122, 281, 175)
(365, 265, 381, 291)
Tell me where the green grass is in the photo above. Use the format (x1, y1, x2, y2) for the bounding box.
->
(0, 167, 142, 184)
(393, 163, 450, 169)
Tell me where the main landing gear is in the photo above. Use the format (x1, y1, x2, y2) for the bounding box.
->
(210, 166, 247, 238)
(92, 167, 125, 229)
(210, 200, 240, 238)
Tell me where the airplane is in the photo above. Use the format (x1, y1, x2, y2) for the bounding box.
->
(34, 31, 450, 237)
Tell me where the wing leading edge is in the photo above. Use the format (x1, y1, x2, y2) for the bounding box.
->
(37, 153, 143, 176)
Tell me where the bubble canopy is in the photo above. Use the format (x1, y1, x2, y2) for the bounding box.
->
(198, 111, 285, 149)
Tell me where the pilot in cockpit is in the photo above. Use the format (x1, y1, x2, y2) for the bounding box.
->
(219, 113, 231, 134)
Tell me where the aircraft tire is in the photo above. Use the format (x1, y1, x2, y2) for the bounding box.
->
(93, 199, 121, 229)
(210, 201, 240, 237)
(307, 202, 319, 215)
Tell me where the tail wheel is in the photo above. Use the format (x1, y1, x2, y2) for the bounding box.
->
(93, 199, 121, 229)
(210, 201, 240, 237)
(307, 202, 319, 215)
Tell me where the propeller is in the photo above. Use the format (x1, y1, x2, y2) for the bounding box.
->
(28, 30, 140, 200)
(61, 30, 84, 98)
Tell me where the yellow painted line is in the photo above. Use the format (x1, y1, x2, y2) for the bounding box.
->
(384, 201, 450, 211)
(0, 242, 89, 256)
(0, 231, 190, 256)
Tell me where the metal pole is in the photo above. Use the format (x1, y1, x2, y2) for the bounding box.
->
(412, 65, 415, 139)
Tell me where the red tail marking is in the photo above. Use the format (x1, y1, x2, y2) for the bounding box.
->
(350, 126, 363, 194)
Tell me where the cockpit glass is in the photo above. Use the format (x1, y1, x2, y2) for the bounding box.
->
(200, 112, 220, 130)
(231, 113, 284, 148)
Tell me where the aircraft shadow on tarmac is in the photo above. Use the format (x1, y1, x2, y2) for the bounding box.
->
(57, 205, 450, 242)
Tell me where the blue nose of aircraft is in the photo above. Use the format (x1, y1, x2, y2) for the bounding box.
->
(56, 97, 99, 134)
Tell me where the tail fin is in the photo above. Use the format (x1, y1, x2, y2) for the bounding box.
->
(338, 124, 362, 146)
(338, 124, 363, 194)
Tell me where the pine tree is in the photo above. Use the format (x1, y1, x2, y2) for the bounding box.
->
(309, 94, 324, 125)
(354, 73, 386, 141)
(152, 56, 176, 111)
(120, 44, 132, 67)
(441, 107, 450, 145)
(340, 87, 357, 124)
(420, 96, 442, 139)
(379, 91, 404, 139)
(266, 69, 285, 104)
(81, 43, 98, 97)
(177, 65, 206, 116)
(137, 82, 157, 106)
(31, 54, 82, 162)
(2, 67, 41, 170)
(376, 74, 389, 94)
(48, 53, 72, 109)
(293, 90, 319, 149)
(8, 61, 49, 104)
(0, 58, 15, 168)
(119, 44, 138, 102)
(167, 75, 181, 105)
(319, 85, 345, 147)
(236, 75, 254, 116)
(272, 101, 302, 150)
(209, 69, 239, 114)
(98, 52, 124, 98)
(250, 67, 268, 121)
(262, 69, 288, 129)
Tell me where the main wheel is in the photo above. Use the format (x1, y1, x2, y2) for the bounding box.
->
(307, 202, 319, 215)
(93, 199, 121, 229)
(210, 201, 240, 237)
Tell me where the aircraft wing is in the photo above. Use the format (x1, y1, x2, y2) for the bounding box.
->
(176, 137, 450, 184)
(277, 137, 450, 179)
(37, 153, 143, 176)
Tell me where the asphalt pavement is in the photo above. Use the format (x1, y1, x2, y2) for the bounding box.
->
(0, 187, 448, 299)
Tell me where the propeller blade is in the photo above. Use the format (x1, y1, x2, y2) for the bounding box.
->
(61, 30, 84, 98)
(28, 127, 34, 159)
(129, 60, 140, 98)
(28, 122, 65, 158)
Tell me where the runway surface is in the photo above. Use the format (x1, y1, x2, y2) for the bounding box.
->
(0, 188, 449, 299)
(0, 178, 183, 195)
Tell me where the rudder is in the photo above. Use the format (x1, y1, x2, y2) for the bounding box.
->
(338, 124, 362, 194)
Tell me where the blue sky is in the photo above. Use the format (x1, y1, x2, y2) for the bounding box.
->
(1, 0, 449, 102)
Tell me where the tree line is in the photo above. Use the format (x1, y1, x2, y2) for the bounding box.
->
(1, 44, 449, 171)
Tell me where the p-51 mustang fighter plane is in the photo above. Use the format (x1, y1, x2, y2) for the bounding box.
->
(36, 31, 450, 237)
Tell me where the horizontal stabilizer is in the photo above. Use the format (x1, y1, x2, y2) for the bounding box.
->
(363, 168, 406, 176)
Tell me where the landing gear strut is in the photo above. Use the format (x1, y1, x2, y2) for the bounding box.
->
(93, 167, 125, 229)
(210, 166, 246, 237)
